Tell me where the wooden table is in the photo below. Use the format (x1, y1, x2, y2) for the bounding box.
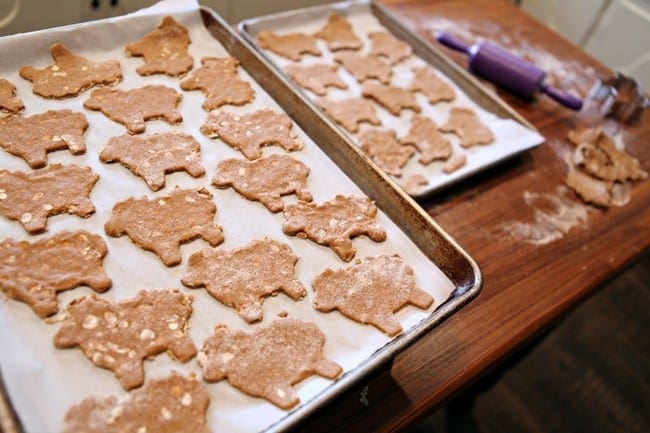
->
(297, 0, 650, 431)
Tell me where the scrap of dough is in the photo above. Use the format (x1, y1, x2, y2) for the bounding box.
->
(568, 127, 647, 182)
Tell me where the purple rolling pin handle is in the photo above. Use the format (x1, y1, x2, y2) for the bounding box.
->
(435, 31, 471, 54)
(540, 83, 583, 111)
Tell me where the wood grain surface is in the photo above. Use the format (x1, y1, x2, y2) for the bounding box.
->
(294, 0, 650, 431)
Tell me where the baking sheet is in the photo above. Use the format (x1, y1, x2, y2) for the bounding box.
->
(239, 0, 545, 198)
(0, 1, 458, 433)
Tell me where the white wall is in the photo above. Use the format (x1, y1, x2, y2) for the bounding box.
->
(522, 0, 650, 90)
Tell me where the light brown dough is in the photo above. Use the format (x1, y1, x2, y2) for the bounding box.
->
(565, 167, 617, 208)
(0, 231, 111, 318)
(0, 109, 88, 168)
(317, 97, 381, 133)
(182, 238, 306, 323)
(359, 128, 415, 177)
(0, 78, 24, 114)
(62, 372, 211, 433)
(100, 132, 205, 191)
(568, 127, 647, 182)
(283, 194, 387, 262)
(54, 289, 197, 390)
(84, 85, 183, 134)
(125, 16, 193, 76)
(368, 31, 412, 64)
(212, 154, 312, 212)
(314, 13, 363, 51)
(401, 174, 429, 195)
(401, 115, 452, 164)
(0, 164, 97, 234)
(180, 57, 255, 111)
(439, 107, 494, 147)
(198, 317, 342, 409)
(104, 188, 224, 266)
(201, 109, 302, 160)
(257, 30, 321, 61)
(409, 66, 456, 103)
(19, 43, 121, 98)
(285, 63, 347, 96)
(443, 153, 467, 174)
(312, 254, 433, 336)
(333, 51, 392, 84)
(361, 82, 421, 115)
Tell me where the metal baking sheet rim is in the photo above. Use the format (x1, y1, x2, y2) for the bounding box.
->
(0, 6, 482, 433)
(237, 0, 541, 200)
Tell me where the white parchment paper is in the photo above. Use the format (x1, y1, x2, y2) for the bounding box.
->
(247, 2, 545, 196)
(0, 1, 455, 432)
